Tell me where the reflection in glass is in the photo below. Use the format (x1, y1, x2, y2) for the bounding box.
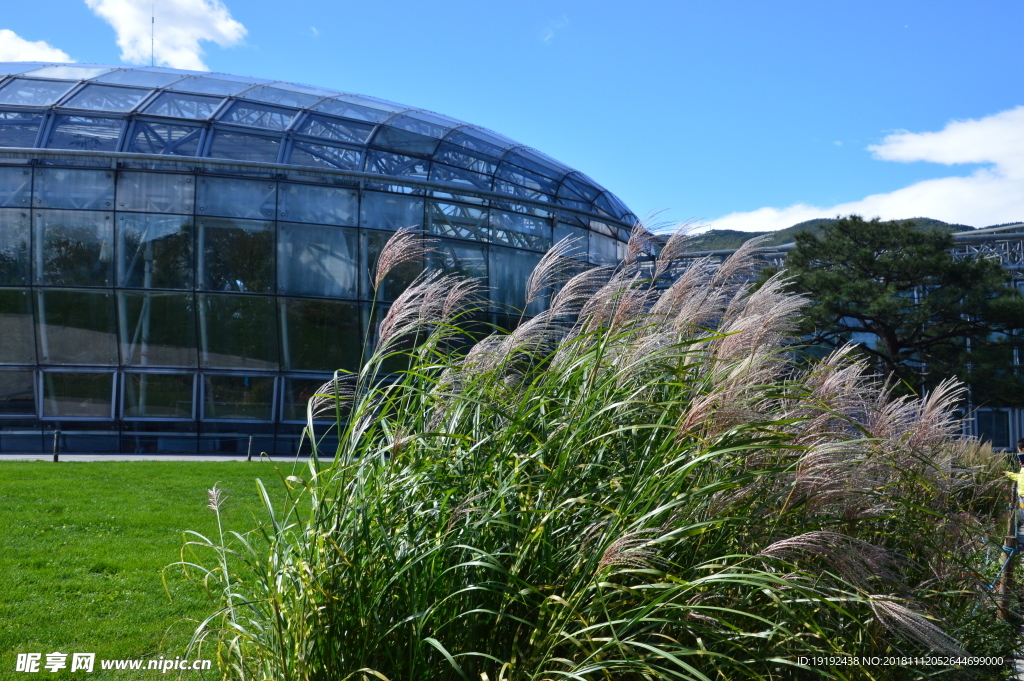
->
(34, 168, 115, 210)
(0, 209, 29, 284)
(0, 78, 76, 106)
(46, 115, 123, 152)
(36, 289, 118, 365)
(429, 164, 492, 192)
(371, 125, 440, 157)
(42, 372, 113, 418)
(0, 111, 43, 148)
(207, 129, 282, 163)
(313, 97, 393, 122)
(168, 76, 252, 96)
(199, 294, 278, 369)
(589, 232, 621, 267)
(365, 151, 429, 181)
(288, 141, 363, 171)
(491, 210, 552, 251)
(426, 201, 489, 241)
(281, 298, 361, 371)
(26, 65, 111, 80)
(0, 370, 35, 415)
(124, 373, 194, 418)
(220, 101, 297, 131)
(127, 121, 202, 156)
(117, 172, 194, 213)
(34, 210, 114, 286)
(278, 183, 357, 226)
(117, 214, 193, 289)
(243, 85, 322, 109)
(430, 240, 488, 282)
(199, 217, 274, 293)
(196, 176, 276, 219)
(62, 84, 149, 112)
(278, 223, 357, 298)
(489, 247, 542, 315)
(143, 92, 224, 119)
(0, 289, 35, 363)
(204, 374, 275, 420)
(94, 69, 183, 88)
(360, 191, 423, 231)
(360, 229, 423, 302)
(0, 167, 31, 207)
(118, 292, 198, 367)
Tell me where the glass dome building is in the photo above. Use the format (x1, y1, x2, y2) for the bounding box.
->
(0, 62, 636, 455)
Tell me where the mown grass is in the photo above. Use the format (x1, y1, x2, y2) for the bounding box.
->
(0, 461, 298, 680)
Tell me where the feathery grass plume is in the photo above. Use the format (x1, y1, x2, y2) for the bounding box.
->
(758, 531, 893, 587)
(622, 221, 655, 269)
(372, 227, 434, 290)
(374, 271, 470, 350)
(206, 485, 227, 512)
(524, 236, 583, 308)
(308, 376, 355, 419)
(652, 219, 700, 278)
(597, 527, 666, 572)
(869, 596, 971, 656)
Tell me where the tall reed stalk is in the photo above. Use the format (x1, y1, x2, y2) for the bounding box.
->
(181, 224, 1019, 680)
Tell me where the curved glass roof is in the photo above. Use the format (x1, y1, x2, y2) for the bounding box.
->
(0, 62, 636, 226)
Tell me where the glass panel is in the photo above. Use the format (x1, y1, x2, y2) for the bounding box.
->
(278, 223, 358, 298)
(494, 161, 560, 196)
(554, 222, 589, 259)
(46, 115, 123, 152)
(0, 209, 30, 284)
(589, 232, 621, 267)
(219, 101, 298, 131)
(207, 129, 281, 163)
(26, 65, 111, 80)
(371, 125, 440, 157)
(364, 150, 429, 181)
(0, 63, 38, 77)
(589, 219, 616, 237)
(34, 209, 114, 286)
(198, 293, 278, 369)
(42, 372, 114, 418)
(0, 167, 31, 207)
(442, 129, 507, 159)
(433, 141, 498, 174)
(0, 289, 35, 363)
(281, 298, 362, 371)
(243, 86, 321, 109)
(124, 373, 194, 418)
(312, 97, 393, 123)
(360, 191, 424, 231)
(430, 240, 487, 282)
(118, 291, 198, 367)
(288, 141, 363, 171)
(296, 114, 374, 144)
(278, 183, 357, 225)
(203, 374, 275, 420)
(557, 174, 602, 203)
(281, 376, 334, 421)
(36, 290, 118, 365)
(977, 410, 1010, 448)
(117, 214, 193, 289)
(198, 217, 274, 293)
(0, 370, 35, 416)
(429, 164, 491, 192)
(360, 229, 423, 302)
(196, 176, 276, 219)
(489, 247, 542, 315)
(62, 84, 149, 112)
(490, 210, 551, 251)
(0, 79, 76, 106)
(127, 120, 202, 156)
(0, 111, 43, 148)
(591, 192, 619, 219)
(34, 168, 114, 210)
(116, 171, 194, 213)
(94, 69, 183, 87)
(387, 114, 449, 139)
(143, 91, 223, 119)
(515, 148, 572, 180)
(493, 179, 553, 204)
(425, 201, 489, 241)
(168, 76, 252, 96)
(269, 81, 338, 97)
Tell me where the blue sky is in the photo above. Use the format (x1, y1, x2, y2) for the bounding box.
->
(2, 0, 1023, 231)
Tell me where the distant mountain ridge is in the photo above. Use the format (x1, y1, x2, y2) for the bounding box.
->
(681, 217, 978, 252)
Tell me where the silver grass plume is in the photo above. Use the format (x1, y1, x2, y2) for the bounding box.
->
(524, 236, 584, 308)
(869, 596, 970, 656)
(758, 531, 892, 588)
(372, 227, 435, 290)
(597, 528, 666, 572)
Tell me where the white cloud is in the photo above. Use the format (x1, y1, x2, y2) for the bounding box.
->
(541, 16, 569, 44)
(707, 106, 1024, 232)
(0, 29, 72, 62)
(84, 0, 246, 71)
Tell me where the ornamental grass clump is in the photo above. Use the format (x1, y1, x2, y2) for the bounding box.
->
(183, 225, 1018, 680)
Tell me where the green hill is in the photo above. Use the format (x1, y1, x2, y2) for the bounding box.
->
(680, 217, 977, 252)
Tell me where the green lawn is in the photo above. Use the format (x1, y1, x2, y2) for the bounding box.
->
(0, 461, 298, 679)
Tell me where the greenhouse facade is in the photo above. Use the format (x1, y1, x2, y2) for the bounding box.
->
(0, 63, 636, 455)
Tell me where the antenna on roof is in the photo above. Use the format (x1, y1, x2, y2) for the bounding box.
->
(150, 2, 155, 67)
